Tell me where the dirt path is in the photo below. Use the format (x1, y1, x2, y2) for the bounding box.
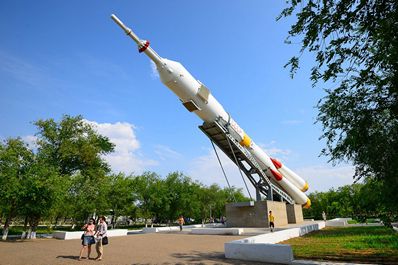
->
(0, 233, 266, 265)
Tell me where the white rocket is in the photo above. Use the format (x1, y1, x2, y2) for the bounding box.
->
(111, 14, 311, 208)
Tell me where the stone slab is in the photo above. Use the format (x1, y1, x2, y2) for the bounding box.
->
(224, 221, 325, 264)
(53, 229, 128, 240)
(190, 228, 243, 235)
(326, 218, 352, 227)
(225, 243, 293, 264)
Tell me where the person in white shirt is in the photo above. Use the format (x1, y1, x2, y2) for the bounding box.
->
(94, 216, 108, 261)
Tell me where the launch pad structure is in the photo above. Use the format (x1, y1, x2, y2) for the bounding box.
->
(199, 118, 293, 203)
(199, 118, 304, 227)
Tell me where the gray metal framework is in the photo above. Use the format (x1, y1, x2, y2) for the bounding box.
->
(199, 119, 294, 204)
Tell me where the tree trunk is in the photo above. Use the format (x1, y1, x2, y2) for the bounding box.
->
(2, 214, 13, 240)
(113, 214, 118, 229)
(52, 216, 59, 230)
(29, 218, 39, 239)
(21, 216, 29, 239)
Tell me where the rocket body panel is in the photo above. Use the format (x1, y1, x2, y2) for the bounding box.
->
(158, 59, 199, 101)
(278, 177, 308, 205)
(245, 142, 308, 205)
(157, 58, 230, 123)
(271, 157, 309, 192)
(142, 46, 163, 65)
(249, 143, 278, 171)
(278, 164, 308, 192)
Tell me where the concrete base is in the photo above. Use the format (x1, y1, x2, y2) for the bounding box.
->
(53, 229, 128, 240)
(286, 204, 304, 224)
(226, 200, 292, 228)
(225, 221, 325, 264)
(142, 223, 224, 233)
(326, 218, 352, 227)
(190, 228, 243, 235)
(226, 243, 293, 264)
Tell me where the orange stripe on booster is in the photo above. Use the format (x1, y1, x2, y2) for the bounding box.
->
(270, 158, 282, 169)
(303, 198, 311, 209)
(239, 134, 252, 148)
(270, 168, 283, 181)
(301, 182, 309, 192)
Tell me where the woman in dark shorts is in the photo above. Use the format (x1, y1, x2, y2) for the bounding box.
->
(79, 218, 96, 261)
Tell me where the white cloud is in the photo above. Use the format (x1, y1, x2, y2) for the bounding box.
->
(187, 145, 356, 198)
(150, 61, 159, 79)
(295, 164, 356, 192)
(0, 52, 52, 87)
(257, 141, 292, 160)
(154, 145, 182, 161)
(188, 147, 257, 198)
(22, 135, 38, 149)
(264, 147, 291, 156)
(87, 120, 157, 174)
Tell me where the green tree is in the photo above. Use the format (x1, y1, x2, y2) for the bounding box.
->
(34, 115, 115, 223)
(0, 138, 34, 240)
(162, 172, 200, 224)
(67, 173, 107, 224)
(34, 114, 114, 177)
(105, 173, 136, 228)
(133, 172, 163, 226)
(18, 158, 65, 238)
(278, 0, 398, 212)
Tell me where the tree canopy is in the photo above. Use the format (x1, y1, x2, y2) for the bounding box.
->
(0, 115, 248, 239)
(278, 0, 398, 212)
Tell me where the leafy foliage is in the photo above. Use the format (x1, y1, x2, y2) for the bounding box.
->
(278, 0, 398, 212)
(303, 182, 396, 224)
(34, 114, 114, 177)
(0, 115, 249, 236)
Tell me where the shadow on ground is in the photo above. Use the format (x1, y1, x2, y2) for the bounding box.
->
(56, 255, 79, 260)
(171, 251, 268, 265)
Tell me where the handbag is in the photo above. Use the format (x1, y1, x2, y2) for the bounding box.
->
(102, 236, 108, 245)
(81, 233, 84, 240)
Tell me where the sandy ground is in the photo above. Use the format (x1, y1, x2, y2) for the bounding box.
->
(0, 232, 267, 265)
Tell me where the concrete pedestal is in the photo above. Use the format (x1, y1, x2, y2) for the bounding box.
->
(286, 204, 304, 224)
(226, 200, 292, 228)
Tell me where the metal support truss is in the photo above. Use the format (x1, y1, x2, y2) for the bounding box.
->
(199, 119, 294, 204)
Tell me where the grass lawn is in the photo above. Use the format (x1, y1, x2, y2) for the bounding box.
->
(281, 226, 398, 264)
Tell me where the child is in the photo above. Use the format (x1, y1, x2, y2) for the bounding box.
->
(177, 215, 185, 231)
(268, 210, 275, 232)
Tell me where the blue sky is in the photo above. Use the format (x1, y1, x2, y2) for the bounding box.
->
(0, 1, 355, 196)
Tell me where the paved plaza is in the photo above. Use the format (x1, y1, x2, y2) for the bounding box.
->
(0, 232, 267, 265)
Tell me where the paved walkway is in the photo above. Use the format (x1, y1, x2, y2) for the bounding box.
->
(0, 233, 268, 265)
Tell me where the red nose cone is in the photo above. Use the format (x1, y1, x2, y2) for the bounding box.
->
(270, 158, 282, 169)
(270, 168, 283, 181)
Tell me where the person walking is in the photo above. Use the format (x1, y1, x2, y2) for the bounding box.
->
(268, 210, 275, 232)
(94, 216, 108, 261)
(177, 215, 185, 231)
(79, 218, 96, 261)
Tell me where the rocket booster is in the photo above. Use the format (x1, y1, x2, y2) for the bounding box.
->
(111, 14, 311, 208)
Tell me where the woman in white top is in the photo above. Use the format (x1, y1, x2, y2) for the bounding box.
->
(94, 216, 108, 261)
